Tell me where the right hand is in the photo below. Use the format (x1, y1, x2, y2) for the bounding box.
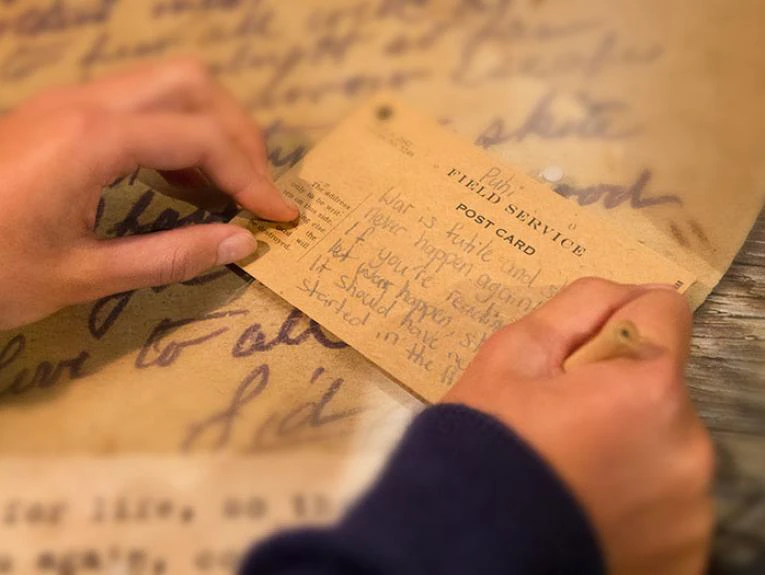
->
(444, 278, 715, 575)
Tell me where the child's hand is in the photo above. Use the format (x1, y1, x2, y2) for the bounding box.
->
(444, 279, 714, 575)
(0, 59, 296, 329)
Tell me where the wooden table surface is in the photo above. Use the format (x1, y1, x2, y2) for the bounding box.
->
(692, 211, 765, 574)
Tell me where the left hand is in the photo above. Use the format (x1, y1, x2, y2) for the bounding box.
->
(0, 58, 297, 329)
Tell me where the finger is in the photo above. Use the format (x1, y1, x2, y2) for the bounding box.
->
(140, 168, 234, 212)
(67, 224, 258, 298)
(514, 278, 653, 369)
(72, 59, 272, 176)
(556, 290, 695, 439)
(456, 280, 649, 382)
(70, 59, 210, 114)
(601, 288, 693, 367)
(204, 80, 272, 176)
(111, 112, 298, 221)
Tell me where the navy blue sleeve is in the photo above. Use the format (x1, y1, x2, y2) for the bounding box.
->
(241, 404, 604, 575)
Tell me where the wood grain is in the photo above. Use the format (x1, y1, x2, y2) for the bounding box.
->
(690, 211, 765, 573)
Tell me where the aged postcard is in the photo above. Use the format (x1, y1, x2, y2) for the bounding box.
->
(0, 1, 762, 568)
(0, 455, 385, 573)
(1, 0, 761, 449)
(239, 94, 696, 402)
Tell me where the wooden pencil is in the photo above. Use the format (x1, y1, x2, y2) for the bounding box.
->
(563, 320, 643, 371)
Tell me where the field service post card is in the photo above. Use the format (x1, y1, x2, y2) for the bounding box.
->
(237, 94, 695, 402)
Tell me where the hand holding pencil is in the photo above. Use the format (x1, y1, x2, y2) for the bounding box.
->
(444, 279, 711, 575)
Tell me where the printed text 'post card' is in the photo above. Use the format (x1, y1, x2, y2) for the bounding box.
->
(237, 94, 695, 402)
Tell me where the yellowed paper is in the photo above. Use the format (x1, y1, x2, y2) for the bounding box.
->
(0, 181, 417, 568)
(0, 1, 762, 568)
(0, 0, 763, 306)
(239, 94, 695, 402)
(0, 456, 383, 574)
(0, 1, 761, 451)
(0, 182, 417, 454)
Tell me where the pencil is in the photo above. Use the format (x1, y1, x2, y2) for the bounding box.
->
(563, 320, 643, 372)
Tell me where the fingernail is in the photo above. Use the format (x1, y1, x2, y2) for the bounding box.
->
(285, 195, 301, 216)
(255, 162, 271, 178)
(217, 232, 258, 265)
(270, 180, 300, 218)
(268, 179, 297, 211)
(260, 176, 300, 219)
(642, 283, 678, 291)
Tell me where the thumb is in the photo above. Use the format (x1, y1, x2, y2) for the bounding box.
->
(69, 224, 257, 300)
(603, 288, 693, 367)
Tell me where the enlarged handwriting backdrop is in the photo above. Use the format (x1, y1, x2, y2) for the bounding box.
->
(0, 1, 763, 573)
(1, 0, 763, 298)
